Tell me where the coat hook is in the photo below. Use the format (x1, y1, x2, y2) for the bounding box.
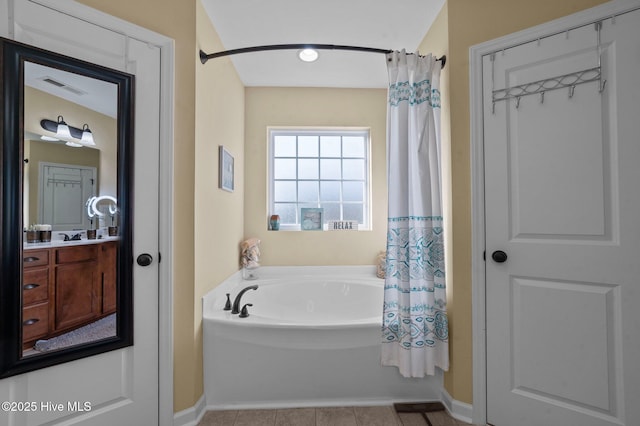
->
(492, 101, 496, 114)
(568, 85, 576, 98)
(540, 91, 545, 104)
(515, 96, 521, 109)
(600, 79, 607, 93)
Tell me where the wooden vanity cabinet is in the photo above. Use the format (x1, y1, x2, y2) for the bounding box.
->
(100, 241, 117, 315)
(22, 250, 51, 345)
(54, 245, 101, 331)
(22, 241, 118, 348)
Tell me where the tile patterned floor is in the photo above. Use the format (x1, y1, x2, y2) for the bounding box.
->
(197, 406, 473, 426)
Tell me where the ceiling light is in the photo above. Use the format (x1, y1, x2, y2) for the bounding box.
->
(40, 135, 59, 142)
(298, 48, 319, 62)
(65, 141, 83, 147)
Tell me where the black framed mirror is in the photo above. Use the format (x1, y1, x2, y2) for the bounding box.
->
(0, 38, 134, 378)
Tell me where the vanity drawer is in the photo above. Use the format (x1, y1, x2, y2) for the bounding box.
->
(23, 250, 49, 268)
(56, 245, 98, 264)
(23, 268, 49, 305)
(22, 302, 49, 342)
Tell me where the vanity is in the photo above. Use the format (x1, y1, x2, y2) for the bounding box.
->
(22, 238, 118, 350)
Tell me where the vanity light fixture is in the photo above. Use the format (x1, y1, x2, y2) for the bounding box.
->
(55, 115, 72, 140)
(80, 124, 96, 147)
(298, 48, 319, 62)
(40, 117, 96, 147)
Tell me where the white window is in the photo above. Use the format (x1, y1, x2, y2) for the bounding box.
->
(268, 128, 371, 230)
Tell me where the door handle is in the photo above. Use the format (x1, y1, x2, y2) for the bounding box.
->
(136, 253, 153, 267)
(491, 250, 508, 263)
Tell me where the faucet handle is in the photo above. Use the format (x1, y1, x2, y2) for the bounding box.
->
(223, 293, 232, 311)
(239, 303, 253, 318)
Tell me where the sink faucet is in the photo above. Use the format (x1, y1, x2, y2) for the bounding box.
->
(231, 285, 258, 314)
(59, 233, 82, 241)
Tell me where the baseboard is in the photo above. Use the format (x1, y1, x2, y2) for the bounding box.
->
(441, 389, 474, 424)
(174, 392, 473, 426)
(173, 394, 206, 426)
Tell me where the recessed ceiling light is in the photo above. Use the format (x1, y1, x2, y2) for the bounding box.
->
(298, 48, 319, 62)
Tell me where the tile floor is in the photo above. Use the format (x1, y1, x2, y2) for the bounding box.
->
(197, 405, 473, 426)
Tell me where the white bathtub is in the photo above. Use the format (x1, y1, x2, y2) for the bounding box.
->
(202, 266, 442, 408)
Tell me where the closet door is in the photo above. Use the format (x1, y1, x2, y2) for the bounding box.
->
(483, 9, 640, 426)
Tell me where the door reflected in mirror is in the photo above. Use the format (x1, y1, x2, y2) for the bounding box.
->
(0, 37, 134, 378)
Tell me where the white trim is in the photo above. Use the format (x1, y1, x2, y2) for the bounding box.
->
(469, 1, 640, 425)
(441, 389, 474, 425)
(24, 1, 176, 424)
(173, 394, 206, 426)
(176, 393, 471, 425)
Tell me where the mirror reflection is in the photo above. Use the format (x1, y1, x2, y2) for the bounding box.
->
(21, 61, 119, 357)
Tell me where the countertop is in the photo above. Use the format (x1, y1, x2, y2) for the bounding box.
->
(23, 236, 120, 251)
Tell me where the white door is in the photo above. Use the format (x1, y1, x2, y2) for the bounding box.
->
(40, 164, 96, 231)
(0, 1, 160, 424)
(484, 9, 640, 426)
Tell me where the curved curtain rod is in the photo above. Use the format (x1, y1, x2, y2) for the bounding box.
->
(199, 44, 446, 69)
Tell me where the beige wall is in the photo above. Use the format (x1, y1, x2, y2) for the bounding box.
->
(193, 0, 246, 409)
(438, 0, 610, 405)
(244, 87, 387, 266)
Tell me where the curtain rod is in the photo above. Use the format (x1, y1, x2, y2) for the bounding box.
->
(199, 44, 446, 69)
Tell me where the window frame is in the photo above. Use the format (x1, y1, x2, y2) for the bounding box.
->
(268, 127, 372, 231)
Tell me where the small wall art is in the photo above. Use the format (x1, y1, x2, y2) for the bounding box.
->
(300, 208, 323, 231)
(218, 145, 234, 192)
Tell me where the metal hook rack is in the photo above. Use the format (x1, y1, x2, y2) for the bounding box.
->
(491, 21, 607, 113)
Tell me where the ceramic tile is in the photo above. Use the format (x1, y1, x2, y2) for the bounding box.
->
(275, 407, 315, 426)
(425, 410, 459, 426)
(397, 412, 429, 426)
(315, 407, 358, 426)
(233, 409, 277, 426)
(353, 406, 401, 426)
(197, 410, 238, 426)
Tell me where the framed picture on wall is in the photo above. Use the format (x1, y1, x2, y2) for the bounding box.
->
(301, 208, 323, 231)
(218, 145, 234, 192)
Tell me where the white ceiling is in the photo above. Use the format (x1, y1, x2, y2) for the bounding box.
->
(200, 0, 446, 88)
(25, 62, 118, 118)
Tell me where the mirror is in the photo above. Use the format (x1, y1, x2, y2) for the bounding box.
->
(0, 38, 134, 378)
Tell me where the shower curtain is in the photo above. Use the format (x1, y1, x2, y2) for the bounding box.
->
(381, 50, 449, 377)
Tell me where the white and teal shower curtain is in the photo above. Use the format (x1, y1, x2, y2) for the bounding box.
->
(381, 50, 449, 377)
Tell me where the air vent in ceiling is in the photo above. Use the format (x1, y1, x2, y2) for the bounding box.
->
(39, 76, 87, 96)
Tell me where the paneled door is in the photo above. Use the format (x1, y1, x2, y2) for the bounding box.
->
(483, 8, 640, 426)
(0, 0, 161, 424)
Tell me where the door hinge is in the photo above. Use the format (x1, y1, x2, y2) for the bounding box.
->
(483, 250, 486, 261)
(158, 252, 161, 263)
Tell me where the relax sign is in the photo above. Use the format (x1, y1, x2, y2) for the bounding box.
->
(327, 220, 358, 231)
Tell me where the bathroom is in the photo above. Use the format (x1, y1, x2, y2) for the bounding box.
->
(2, 0, 638, 425)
